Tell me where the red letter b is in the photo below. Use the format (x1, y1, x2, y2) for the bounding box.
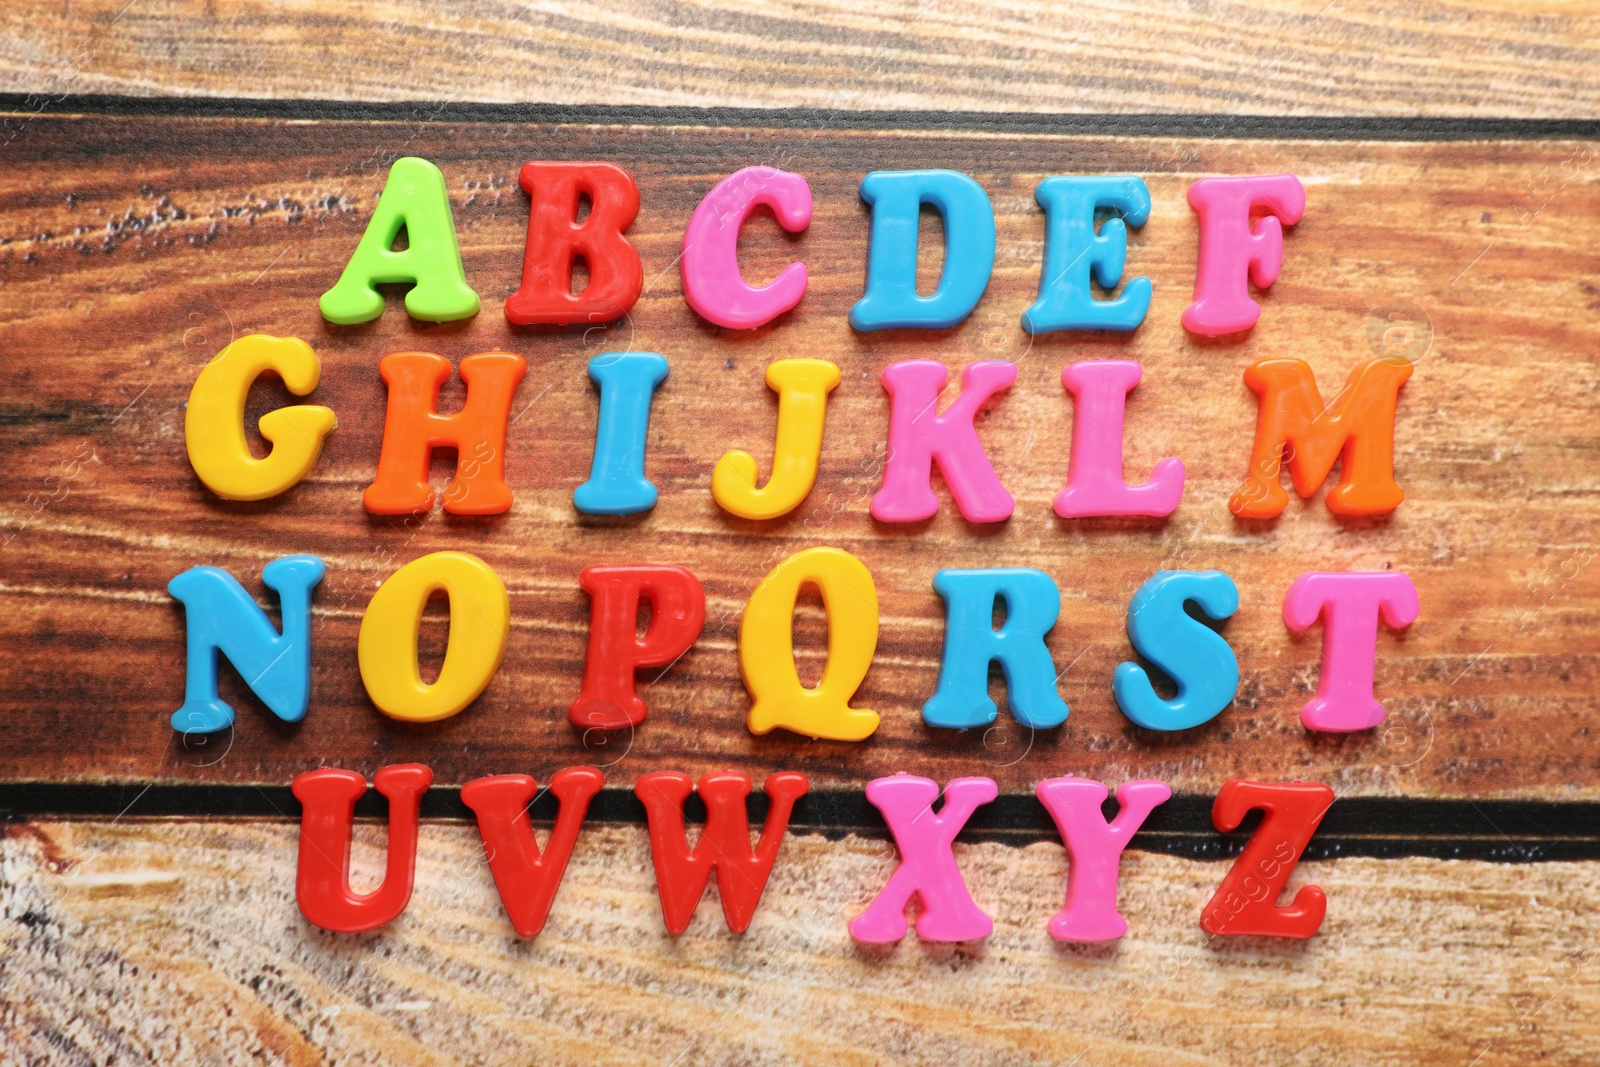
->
(506, 162, 642, 326)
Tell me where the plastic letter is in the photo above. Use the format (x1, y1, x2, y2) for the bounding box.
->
(1201, 780, 1334, 938)
(184, 335, 336, 501)
(569, 565, 705, 730)
(1284, 571, 1420, 732)
(712, 358, 839, 519)
(168, 554, 326, 734)
(1054, 360, 1183, 518)
(293, 763, 433, 932)
(319, 157, 479, 324)
(740, 547, 879, 741)
(1036, 777, 1171, 940)
(1114, 570, 1240, 731)
(358, 551, 509, 722)
(506, 161, 641, 326)
(850, 774, 997, 943)
(850, 170, 995, 330)
(1230, 356, 1412, 519)
(364, 351, 526, 516)
(573, 352, 668, 516)
(681, 166, 812, 329)
(1182, 174, 1305, 336)
(1023, 175, 1152, 333)
(636, 770, 809, 934)
(924, 568, 1069, 730)
(460, 767, 604, 937)
(873, 359, 1015, 523)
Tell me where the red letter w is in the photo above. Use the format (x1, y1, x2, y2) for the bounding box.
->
(635, 770, 809, 934)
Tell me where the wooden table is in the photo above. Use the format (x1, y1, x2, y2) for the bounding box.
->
(2, 3, 1598, 1063)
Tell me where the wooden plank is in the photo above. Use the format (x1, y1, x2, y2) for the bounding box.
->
(2, 113, 1598, 796)
(1, 817, 1595, 1065)
(2, 1, 1598, 119)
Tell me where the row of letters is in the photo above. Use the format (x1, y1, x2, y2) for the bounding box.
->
(171, 548, 1418, 739)
(316, 157, 1305, 338)
(187, 336, 1413, 523)
(295, 765, 1336, 941)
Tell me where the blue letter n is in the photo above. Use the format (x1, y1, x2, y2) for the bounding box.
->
(168, 554, 326, 734)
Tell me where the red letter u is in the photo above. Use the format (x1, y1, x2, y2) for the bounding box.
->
(292, 763, 433, 932)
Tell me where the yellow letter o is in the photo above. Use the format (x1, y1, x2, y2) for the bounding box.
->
(358, 551, 509, 722)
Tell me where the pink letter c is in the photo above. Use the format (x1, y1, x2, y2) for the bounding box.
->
(681, 166, 812, 329)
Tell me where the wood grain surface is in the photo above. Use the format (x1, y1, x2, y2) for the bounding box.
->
(1, 818, 1596, 1065)
(3, 1, 1600, 119)
(2, 113, 1598, 796)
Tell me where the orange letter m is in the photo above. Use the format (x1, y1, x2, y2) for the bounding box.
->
(1230, 356, 1412, 519)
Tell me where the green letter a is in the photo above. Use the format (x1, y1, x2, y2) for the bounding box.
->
(319, 156, 480, 324)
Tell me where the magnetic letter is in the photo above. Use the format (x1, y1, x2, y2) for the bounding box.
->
(740, 547, 879, 741)
(169, 554, 325, 734)
(1036, 777, 1171, 941)
(1284, 571, 1420, 732)
(636, 770, 809, 934)
(358, 551, 509, 723)
(319, 157, 479, 325)
(1023, 175, 1152, 333)
(573, 351, 668, 516)
(364, 351, 526, 516)
(1114, 570, 1240, 731)
(1230, 356, 1412, 519)
(712, 358, 839, 520)
(681, 166, 812, 329)
(1182, 174, 1304, 336)
(184, 335, 336, 501)
(569, 565, 705, 731)
(1054, 360, 1184, 518)
(506, 161, 642, 326)
(1201, 780, 1334, 938)
(460, 767, 604, 937)
(850, 775, 997, 943)
(293, 763, 433, 933)
(850, 170, 995, 330)
(924, 568, 1069, 730)
(873, 359, 1015, 524)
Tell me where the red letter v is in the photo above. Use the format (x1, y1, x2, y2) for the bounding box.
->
(461, 767, 605, 937)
